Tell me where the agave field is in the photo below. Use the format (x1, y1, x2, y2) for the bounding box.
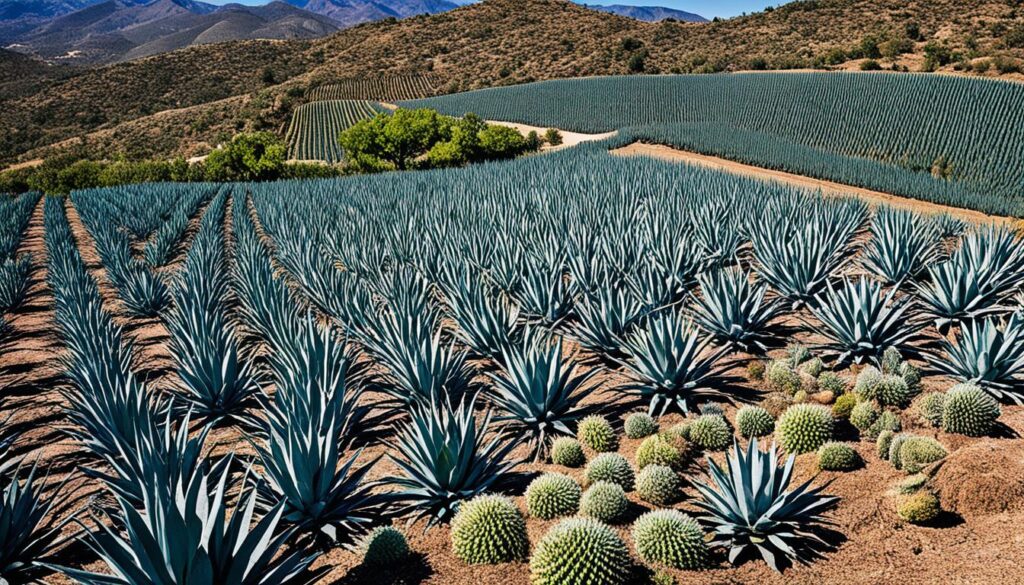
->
(0, 133, 1023, 584)
(307, 75, 441, 102)
(286, 100, 385, 163)
(408, 73, 1024, 217)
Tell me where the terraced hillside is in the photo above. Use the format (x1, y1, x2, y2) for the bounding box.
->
(285, 99, 383, 162)
(307, 74, 440, 101)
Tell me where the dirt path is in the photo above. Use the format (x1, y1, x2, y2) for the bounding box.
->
(486, 121, 617, 151)
(612, 142, 1013, 225)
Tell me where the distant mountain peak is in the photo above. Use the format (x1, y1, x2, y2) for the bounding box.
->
(583, 3, 706, 23)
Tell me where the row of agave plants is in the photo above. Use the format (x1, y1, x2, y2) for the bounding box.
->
(0, 192, 39, 339)
(2, 145, 1024, 582)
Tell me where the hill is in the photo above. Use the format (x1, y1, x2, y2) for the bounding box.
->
(4, 0, 1024, 164)
(585, 4, 705, 22)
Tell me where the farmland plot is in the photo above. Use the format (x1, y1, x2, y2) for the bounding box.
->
(286, 99, 383, 163)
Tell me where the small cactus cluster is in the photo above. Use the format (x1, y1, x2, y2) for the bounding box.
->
(636, 465, 680, 505)
(551, 437, 586, 467)
(578, 415, 618, 452)
(699, 402, 725, 417)
(624, 412, 659, 439)
(787, 344, 812, 369)
(759, 392, 793, 418)
(735, 405, 775, 438)
(914, 392, 946, 427)
(450, 495, 528, 564)
(747, 360, 766, 381)
(817, 442, 862, 471)
(687, 414, 732, 450)
(874, 374, 914, 408)
(865, 409, 901, 440)
(631, 510, 709, 570)
(775, 403, 834, 453)
(766, 359, 802, 395)
(941, 383, 1001, 437)
(800, 357, 824, 378)
(849, 400, 879, 431)
(896, 491, 941, 524)
(526, 473, 581, 520)
(529, 518, 631, 585)
(361, 526, 410, 566)
(854, 365, 883, 396)
(818, 371, 849, 395)
(832, 392, 859, 419)
(580, 481, 629, 524)
(635, 432, 689, 470)
(585, 453, 635, 491)
(876, 430, 896, 460)
(893, 436, 947, 473)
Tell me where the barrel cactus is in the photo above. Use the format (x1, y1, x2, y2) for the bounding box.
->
(874, 374, 913, 408)
(688, 414, 732, 451)
(831, 392, 859, 419)
(848, 400, 879, 432)
(816, 442, 861, 471)
(766, 359, 802, 394)
(941, 383, 1000, 437)
(736, 405, 774, 438)
(876, 430, 895, 460)
(529, 518, 631, 585)
(818, 371, 849, 395)
(526, 473, 581, 520)
(578, 415, 618, 452)
(551, 437, 586, 468)
(635, 433, 688, 470)
(361, 526, 410, 566)
(775, 404, 834, 454)
(914, 392, 946, 427)
(585, 453, 635, 491)
(895, 436, 947, 473)
(450, 495, 528, 564)
(896, 492, 940, 524)
(624, 412, 659, 439)
(865, 409, 901, 440)
(631, 510, 709, 570)
(579, 481, 629, 524)
(854, 365, 882, 397)
(636, 464, 680, 505)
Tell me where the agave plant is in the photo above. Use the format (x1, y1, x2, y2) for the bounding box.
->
(624, 261, 686, 315)
(690, 267, 785, 354)
(569, 286, 646, 361)
(389, 395, 521, 527)
(512, 257, 574, 326)
(619, 309, 740, 417)
(256, 320, 385, 543)
(925, 313, 1024, 404)
(443, 268, 522, 362)
(60, 458, 321, 585)
(692, 438, 839, 572)
(0, 464, 72, 584)
(860, 207, 942, 287)
(810, 277, 922, 366)
(488, 335, 596, 460)
(917, 226, 1024, 332)
(0, 255, 32, 313)
(114, 265, 171, 318)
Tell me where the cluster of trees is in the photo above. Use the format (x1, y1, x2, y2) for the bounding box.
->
(338, 109, 542, 173)
(0, 133, 337, 195)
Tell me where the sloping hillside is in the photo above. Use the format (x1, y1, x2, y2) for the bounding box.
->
(5, 0, 1024, 163)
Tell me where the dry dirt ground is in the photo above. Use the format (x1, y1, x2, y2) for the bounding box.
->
(612, 142, 1013, 226)
(3, 189, 1024, 585)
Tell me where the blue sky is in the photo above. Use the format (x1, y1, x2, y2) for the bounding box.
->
(206, 0, 777, 19)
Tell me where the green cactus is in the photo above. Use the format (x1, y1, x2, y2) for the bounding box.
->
(766, 359, 802, 395)
(631, 510, 709, 570)
(585, 453, 635, 491)
(818, 371, 849, 395)
(832, 392, 859, 419)
(942, 383, 1001, 437)
(529, 518, 631, 585)
(550, 437, 586, 468)
(624, 412, 659, 439)
(668, 421, 691, 441)
(881, 347, 903, 375)
(578, 415, 618, 452)
(775, 403, 834, 454)
(635, 432, 688, 470)
(747, 361, 766, 381)
(864, 409, 901, 440)
(875, 374, 914, 408)
(526, 473, 581, 520)
(896, 436, 947, 473)
(688, 414, 732, 451)
(801, 357, 824, 378)
(579, 481, 629, 524)
(914, 392, 946, 427)
(817, 442, 862, 471)
(361, 526, 410, 566)
(887, 433, 913, 469)
(899, 362, 921, 391)
(876, 430, 895, 460)
(897, 492, 940, 524)
(849, 400, 880, 431)
(450, 495, 528, 565)
(897, 473, 928, 495)
(635, 464, 680, 506)
(787, 344, 812, 369)
(854, 365, 882, 398)
(735, 405, 775, 438)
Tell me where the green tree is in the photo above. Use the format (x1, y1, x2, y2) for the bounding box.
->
(478, 125, 530, 160)
(204, 132, 286, 182)
(339, 109, 449, 171)
(544, 128, 563, 146)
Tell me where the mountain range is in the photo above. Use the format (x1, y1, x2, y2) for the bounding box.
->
(1, 0, 706, 64)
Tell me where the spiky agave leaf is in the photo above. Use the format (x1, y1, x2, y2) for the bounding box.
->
(256, 320, 386, 544)
(692, 438, 839, 572)
(488, 334, 597, 460)
(624, 261, 686, 316)
(569, 286, 646, 361)
(618, 309, 741, 417)
(0, 255, 32, 313)
(916, 226, 1024, 332)
(925, 313, 1024, 404)
(690, 267, 785, 354)
(442, 267, 521, 363)
(809, 277, 923, 366)
(59, 458, 321, 585)
(861, 207, 942, 287)
(0, 464, 73, 584)
(389, 395, 521, 528)
(512, 257, 574, 326)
